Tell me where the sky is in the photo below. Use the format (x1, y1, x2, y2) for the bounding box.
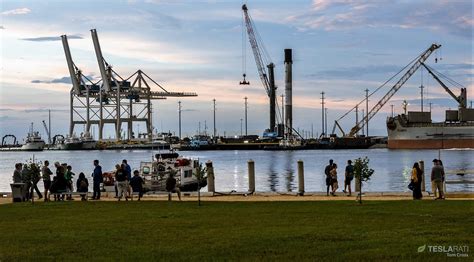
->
(0, 0, 472, 141)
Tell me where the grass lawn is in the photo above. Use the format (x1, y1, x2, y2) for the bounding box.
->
(0, 200, 472, 261)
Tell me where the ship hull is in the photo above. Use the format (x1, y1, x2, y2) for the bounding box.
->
(387, 117, 474, 149)
(388, 139, 474, 149)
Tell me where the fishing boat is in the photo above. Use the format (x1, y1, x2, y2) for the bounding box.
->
(21, 123, 45, 151)
(80, 132, 97, 150)
(139, 152, 207, 192)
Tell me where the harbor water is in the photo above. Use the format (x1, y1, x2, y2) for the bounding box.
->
(0, 149, 473, 193)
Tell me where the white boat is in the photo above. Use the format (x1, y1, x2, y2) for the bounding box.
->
(80, 132, 97, 150)
(58, 134, 83, 150)
(21, 123, 45, 151)
(139, 152, 207, 192)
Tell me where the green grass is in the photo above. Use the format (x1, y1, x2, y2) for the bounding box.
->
(0, 201, 472, 261)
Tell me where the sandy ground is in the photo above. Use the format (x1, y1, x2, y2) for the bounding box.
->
(0, 191, 472, 204)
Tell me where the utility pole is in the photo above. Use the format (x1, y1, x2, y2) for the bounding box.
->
(321, 92, 325, 137)
(311, 123, 313, 138)
(361, 109, 365, 136)
(240, 118, 243, 137)
(244, 97, 248, 136)
(325, 108, 328, 136)
(420, 84, 424, 112)
(213, 99, 216, 138)
(365, 89, 369, 137)
(48, 109, 51, 145)
(390, 104, 394, 117)
(355, 105, 359, 136)
(429, 102, 432, 112)
(281, 94, 285, 133)
(178, 101, 182, 139)
(198, 121, 201, 135)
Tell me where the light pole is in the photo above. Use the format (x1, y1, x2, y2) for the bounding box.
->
(213, 99, 216, 138)
(244, 97, 248, 136)
(365, 89, 369, 137)
(178, 101, 182, 139)
(321, 92, 325, 137)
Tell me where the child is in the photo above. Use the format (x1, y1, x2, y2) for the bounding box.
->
(76, 172, 89, 201)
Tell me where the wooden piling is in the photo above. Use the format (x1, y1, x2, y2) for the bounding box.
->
(248, 159, 255, 193)
(297, 160, 304, 196)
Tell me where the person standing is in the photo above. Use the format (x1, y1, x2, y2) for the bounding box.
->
(330, 164, 339, 196)
(324, 159, 334, 196)
(166, 170, 181, 201)
(411, 162, 423, 200)
(129, 170, 144, 201)
(41, 161, 53, 201)
(13, 163, 23, 183)
(122, 159, 132, 198)
(76, 172, 89, 201)
(115, 164, 128, 201)
(431, 159, 445, 200)
(92, 160, 103, 200)
(21, 164, 32, 201)
(343, 160, 354, 196)
(65, 165, 75, 200)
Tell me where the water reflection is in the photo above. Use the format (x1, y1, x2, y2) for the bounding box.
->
(284, 152, 295, 192)
(267, 156, 278, 192)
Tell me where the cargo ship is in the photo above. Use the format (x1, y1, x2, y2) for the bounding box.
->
(386, 109, 474, 149)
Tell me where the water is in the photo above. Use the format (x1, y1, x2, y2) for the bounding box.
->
(1, 149, 473, 193)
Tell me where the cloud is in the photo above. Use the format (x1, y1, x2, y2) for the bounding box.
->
(1, 8, 31, 16)
(22, 108, 69, 113)
(21, 34, 83, 42)
(31, 74, 96, 85)
(287, 0, 472, 38)
(0, 26, 5, 29)
(309, 64, 401, 79)
(31, 76, 72, 84)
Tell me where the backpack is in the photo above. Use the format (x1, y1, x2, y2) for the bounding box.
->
(79, 179, 88, 189)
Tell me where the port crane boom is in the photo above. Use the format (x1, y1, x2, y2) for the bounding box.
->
(241, 4, 277, 132)
(421, 63, 467, 108)
(347, 43, 441, 137)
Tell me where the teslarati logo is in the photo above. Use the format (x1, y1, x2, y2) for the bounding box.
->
(418, 245, 426, 253)
(418, 245, 469, 258)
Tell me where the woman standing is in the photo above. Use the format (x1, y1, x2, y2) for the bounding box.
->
(330, 164, 339, 196)
(411, 162, 423, 200)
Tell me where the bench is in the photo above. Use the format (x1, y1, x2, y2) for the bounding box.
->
(51, 191, 91, 200)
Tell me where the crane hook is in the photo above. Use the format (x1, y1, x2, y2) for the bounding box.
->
(240, 73, 250, 85)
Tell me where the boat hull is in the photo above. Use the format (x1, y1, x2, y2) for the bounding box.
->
(388, 139, 474, 149)
(387, 116, 474, 149)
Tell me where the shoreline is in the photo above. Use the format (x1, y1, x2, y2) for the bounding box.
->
(1, 191, 472, 204)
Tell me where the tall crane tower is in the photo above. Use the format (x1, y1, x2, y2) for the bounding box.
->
(332, 43, 441, 137)
(241, 4, 277, 133)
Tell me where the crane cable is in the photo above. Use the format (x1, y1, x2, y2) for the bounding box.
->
(335, 52, 423, 122)
(241, 8, 246, 78)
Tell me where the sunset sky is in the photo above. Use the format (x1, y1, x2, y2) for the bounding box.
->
(0, 0, 472, 140)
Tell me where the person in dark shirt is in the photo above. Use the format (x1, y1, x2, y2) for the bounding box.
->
(343, 160, 354, 196)
(129, 170, 144, 201)
(92, 160, 103, 200)
(324, 159, 334, 196)
(76, 172, 89, 201)
(166, 170, 181, 201)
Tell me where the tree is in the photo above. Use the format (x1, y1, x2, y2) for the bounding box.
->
(193, 163, 206, 206)
(353, 157, 375, 204)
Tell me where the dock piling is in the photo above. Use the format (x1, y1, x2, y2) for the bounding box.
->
(297, 160, 304, 196)
(206, 161, 215, 193)
(248, 159, 255, 194)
